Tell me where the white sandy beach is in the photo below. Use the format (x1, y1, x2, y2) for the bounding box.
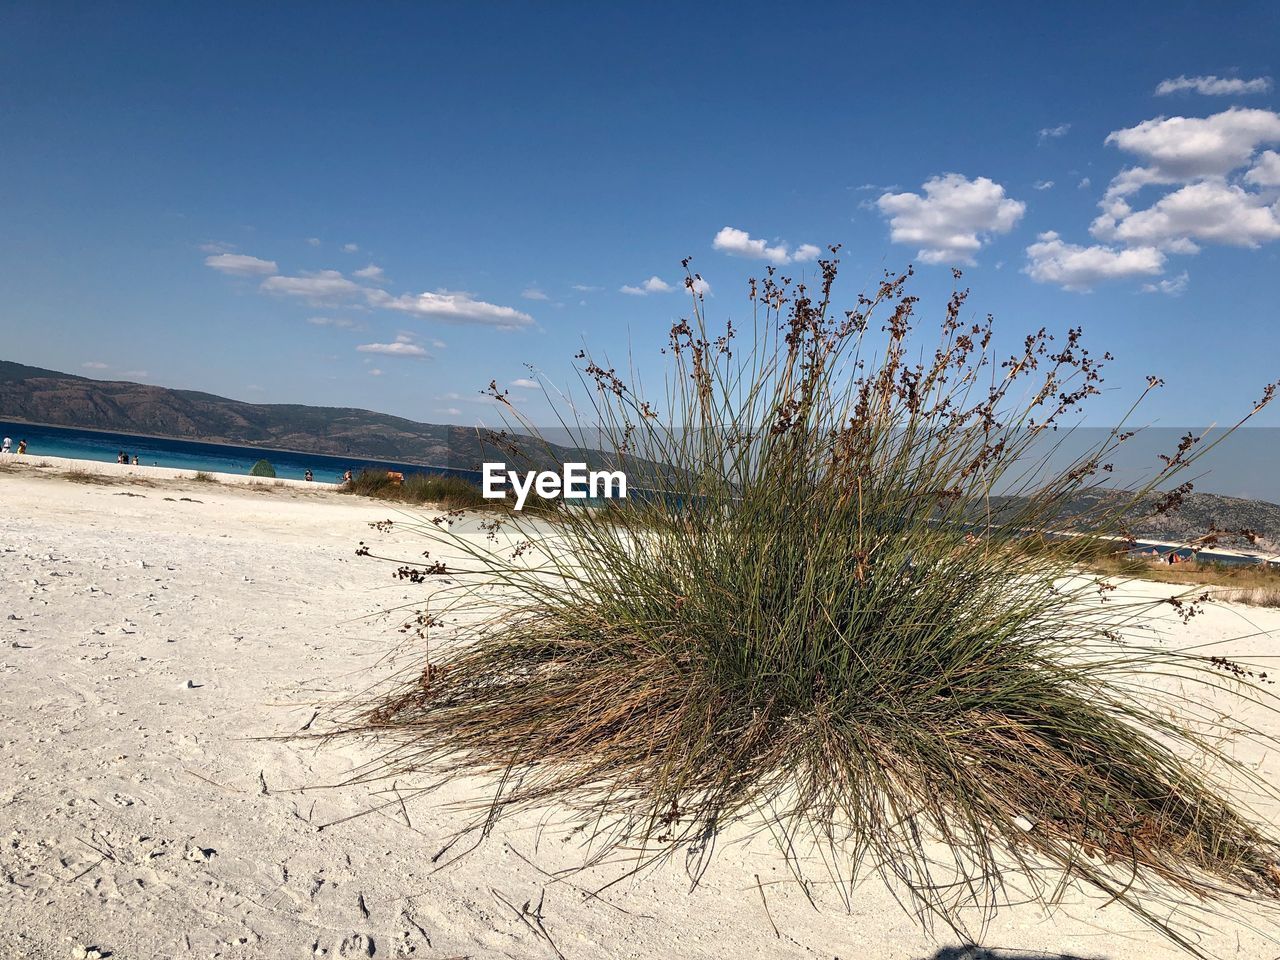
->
(2, 455, 1278, 960)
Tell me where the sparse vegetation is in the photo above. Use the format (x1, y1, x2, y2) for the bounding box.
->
(342, 469, 487, 509)
(61, 467, 112, 484)
(342, 256, 1280, 954)
(191, 470, 219, 483)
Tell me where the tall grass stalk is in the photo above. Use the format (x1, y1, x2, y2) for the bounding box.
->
(340, 255, 1280, 954)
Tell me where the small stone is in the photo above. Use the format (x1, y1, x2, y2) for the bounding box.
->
(186, 846, 215, 863)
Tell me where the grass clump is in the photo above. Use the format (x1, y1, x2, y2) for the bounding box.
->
(191, 470, 219, 483)
(343, 255, 1280, 953)
(344, 468, 487, 509)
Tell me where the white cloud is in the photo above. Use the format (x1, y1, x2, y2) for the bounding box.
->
(1078, 177, 1092, 189)
(1024, 231, 1165, 292)
(205, 253, 279, 276)
(356, 341, 430, 359)
(306, 237, 322, 247)
(1246, 149, 1280, 186)
(521, 287, 550, 301)
(620, 276, 673, 295)
(306, 316, 356, 328)
(510, 378, 539, 389)
(1155, 75, 1273, 97)
(876, 174, 1026, 265)
(436, 407, 462, 416)
(1141, 271, 1190, 296)
(343, 242, 359, 253)
(200, 241, 233, 254)
(1103, 107, 1280, 196)
(711, 226, 818, 264)
(571, 284, 601, 292)
(368, 368, 383, 376)
(1038, 123, 1071, 143)
(371, 288, 535, 328)
(1092, 181, 1280, 250)
(354, 264, 384, 280)
(81, 361, 108, 369)
(261, 269, 365, 305)
(1033, 180, 1055, 191)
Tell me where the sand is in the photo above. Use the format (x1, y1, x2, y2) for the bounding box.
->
(1, 455, 1278, 960)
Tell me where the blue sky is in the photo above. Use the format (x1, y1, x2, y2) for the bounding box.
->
(2, 1, 1278, 429)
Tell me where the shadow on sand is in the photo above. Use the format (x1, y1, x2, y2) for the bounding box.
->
(924, 950, 1103, 960)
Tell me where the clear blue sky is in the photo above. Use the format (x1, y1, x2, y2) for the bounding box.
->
(2, 1, 1278, 429)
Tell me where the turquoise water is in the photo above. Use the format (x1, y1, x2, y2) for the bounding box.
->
(0, 421, 481, 484)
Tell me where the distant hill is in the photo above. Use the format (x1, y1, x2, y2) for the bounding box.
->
(0, 360, 601, 471)
(1060, 488, 1280, 554)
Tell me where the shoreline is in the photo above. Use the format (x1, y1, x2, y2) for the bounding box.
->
(0, 451, 342, 490)
(0, 416, 461, 473)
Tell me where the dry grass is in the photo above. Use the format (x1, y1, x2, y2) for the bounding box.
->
(337, 256, 1280, 955)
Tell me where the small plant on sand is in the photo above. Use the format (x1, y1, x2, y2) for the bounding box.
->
(343, 469, 488, 508)
(340, 254, 1280, 954)
(191, 470, 218, 483)
(249, 459, 275, 478)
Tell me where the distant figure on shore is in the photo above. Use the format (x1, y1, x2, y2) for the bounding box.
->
(117, 451, 127, 464)
(132, 455, 140, 466)
(304, 469, 314, 482)
(17, 439, 27, 455)
(342, 469, 353, 485)
(1, 437, 10, 454)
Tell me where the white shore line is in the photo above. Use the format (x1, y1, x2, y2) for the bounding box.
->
(0, 452, 341, 489)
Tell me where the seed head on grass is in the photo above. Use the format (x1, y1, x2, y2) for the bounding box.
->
(338, 253, 1280, 955)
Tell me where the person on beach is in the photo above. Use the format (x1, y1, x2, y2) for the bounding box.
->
(304, 469, 314, 482)
(1, 437, 10, 454)
(132, 455, 139, 465)
(342, 469, 353, 484)
(16, 439, 27, 455)
(117, 451, 126, 464)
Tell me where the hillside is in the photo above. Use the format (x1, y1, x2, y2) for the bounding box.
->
(0, 361, 589, 470)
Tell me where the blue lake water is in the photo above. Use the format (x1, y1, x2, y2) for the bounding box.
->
(0, 421, 482, 484)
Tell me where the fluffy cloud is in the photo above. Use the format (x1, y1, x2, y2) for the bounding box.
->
(356, 341, 430, 359)
(1103, 107, 1280, 195)
(1156, 75, 1273, 97)
(368, 368, 383, 376)
(620, 276, 673, 295)
(521, 287, 550, 301)
(510, 378, 539, 389)
(1141, 271, 1190, 296)
(1246, 149, 1280, 186)
(876, 174, 1025, 265)
(343, 242, 359, 253)
(205, 253, 279, 276)
(1038, 123, 1071, 143)
(1023, 231, 1165, 292)
(354, 264, 384, 280)
(1033, 180, 1055, 191)
(1092, 181, 1280, 250)
(689, 276, 712, 296)
(712, 227, 819, 264)
(371, 289, 535, 328)
(261, 270, 365, 305)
